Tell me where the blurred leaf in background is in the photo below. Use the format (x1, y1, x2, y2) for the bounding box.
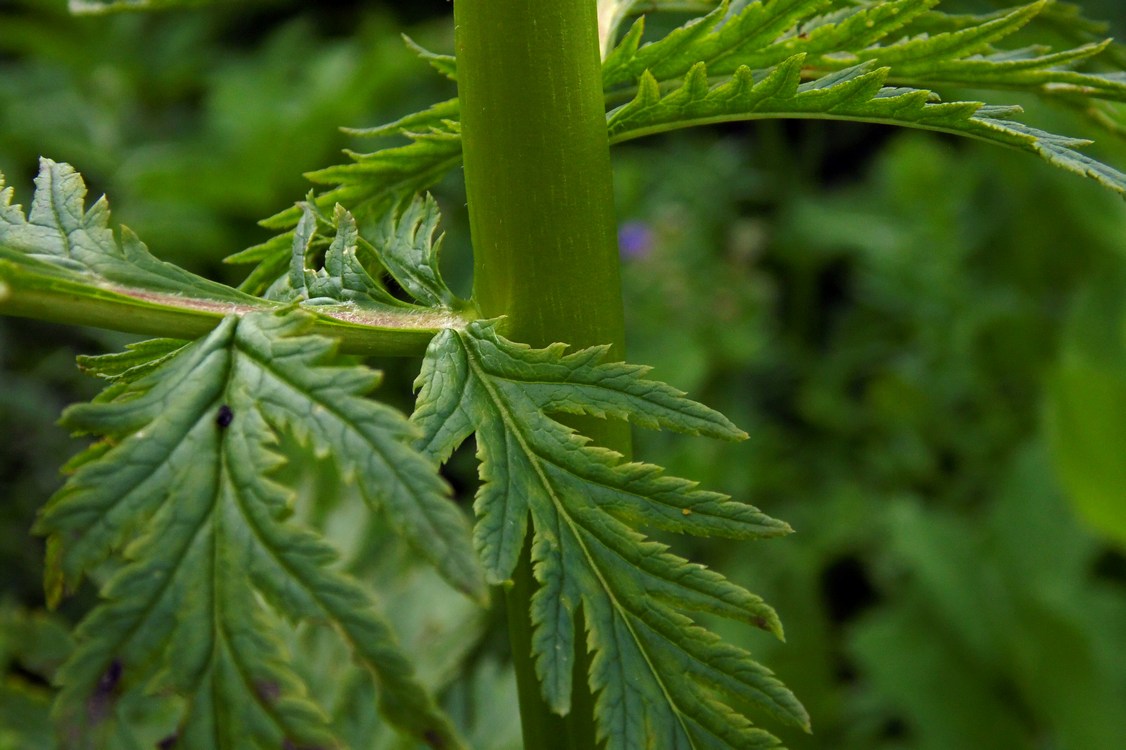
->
(1048, 258, 1126, 551)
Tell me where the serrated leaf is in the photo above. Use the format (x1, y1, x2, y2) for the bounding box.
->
(372, 194, 463, 309)
(0, 159, 255, 306)
(77, 338, 191, 407)
(602, 0, 841, 91)
(0, 161, 457, 356)
(237, 1, 1126, 295)
(76, 338, 188, 382)
(412, 321, 804, 750)
(602, 0, 1126, 104)
(37, 310, 483, 749)
(858, 1, 1051, 69)
(606, 57, 1126, 197)
(280, 203, 406, 309)
(272, 198, 465, 317)
(233, 117, 463, 296)
(343, 98, 462, 140)
(401, 36, 458, 81)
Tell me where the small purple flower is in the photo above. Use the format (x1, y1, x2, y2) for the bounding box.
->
(618, 221, 654, 260)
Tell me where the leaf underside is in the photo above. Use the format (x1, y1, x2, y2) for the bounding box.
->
(37, 310, 483, 749)
(413, 321, 807, 749)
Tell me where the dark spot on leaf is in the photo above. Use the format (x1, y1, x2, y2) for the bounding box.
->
(97, 659, 123, 696)
(87, 659, 123, 722)
(156, 733, 178, 749)
(423, 729, 445, 749)
(751, 615, 771, 631)
(255, 680, 281, 704)
(216, 404, 234, 429)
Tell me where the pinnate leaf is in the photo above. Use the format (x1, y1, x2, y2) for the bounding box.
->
(272, 202, 405, 309)
(372, 193, 461, 309)
(38, 310, 482, 748)
(267, 198, 466, 320)
(234, 106, 463, 296)
(1, 159, 254, 305)
(412, 321, 805, 750)
(607, 56, 1126, 197)
(239, 2, 1126, 291)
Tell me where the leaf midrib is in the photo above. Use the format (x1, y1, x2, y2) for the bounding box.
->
(460, 331, 697, 745)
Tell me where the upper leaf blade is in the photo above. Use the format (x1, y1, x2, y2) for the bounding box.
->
(412, 321, 802, 750)
(38, 310, 479, 749)
(239, 0, 1126, 296)
(374, 193, 463, 309)
(462, 322, 747, 437)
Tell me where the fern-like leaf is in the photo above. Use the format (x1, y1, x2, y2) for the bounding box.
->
(412, 320, 805, 750)
(0, 159, 253, 305)
(267, 202, 405, 309)
(400, 36, 458, 80)
(598, 0, 720, 58)
(265, 197, 466, 318)
(232, 104, 462, 297)
(237, 2, 1126, 292)
(0, 161, 459, 356)
(38, 310, 483, 749)
(296, 106, 462, 230)
(604, 0, 1126, 102)
(607, 56, 1126, 196)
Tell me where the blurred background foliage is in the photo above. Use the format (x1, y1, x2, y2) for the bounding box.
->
(2, 0, 1126, 748)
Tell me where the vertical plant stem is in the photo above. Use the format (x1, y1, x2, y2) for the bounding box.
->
(454, 0, 628, 747)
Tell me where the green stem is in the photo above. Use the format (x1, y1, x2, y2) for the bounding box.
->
(454, 0, 629, 747)
(0, 262, 464, 356)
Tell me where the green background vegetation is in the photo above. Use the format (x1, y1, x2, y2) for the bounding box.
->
(2, 1, 1126, 747)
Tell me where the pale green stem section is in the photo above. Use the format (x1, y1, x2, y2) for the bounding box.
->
(455, 0, 629, 748)
(0, 263, 460, 356)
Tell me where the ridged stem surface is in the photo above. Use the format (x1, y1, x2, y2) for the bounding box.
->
(455, 1, 629, 747)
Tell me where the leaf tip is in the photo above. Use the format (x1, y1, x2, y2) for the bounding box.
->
(752, 611, 786, 642)
(42, 535, 71, 610)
